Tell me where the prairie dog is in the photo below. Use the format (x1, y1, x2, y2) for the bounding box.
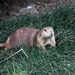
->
(0, 27, 56, 50)
(36, 27, 56, 49)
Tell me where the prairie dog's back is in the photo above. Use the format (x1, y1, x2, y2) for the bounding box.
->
(5, 27, 40, 49)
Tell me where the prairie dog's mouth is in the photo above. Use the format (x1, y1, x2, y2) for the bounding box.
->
(44, 34, 53, 39)
(48, 34, 53, 38)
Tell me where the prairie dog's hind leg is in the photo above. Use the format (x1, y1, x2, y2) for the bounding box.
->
(4, 43, 13, 50)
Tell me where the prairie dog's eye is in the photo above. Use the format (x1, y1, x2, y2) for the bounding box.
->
(44, 29, 47, 31)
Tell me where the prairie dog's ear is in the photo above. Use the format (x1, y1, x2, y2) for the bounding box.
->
(38, 29, 43, 37)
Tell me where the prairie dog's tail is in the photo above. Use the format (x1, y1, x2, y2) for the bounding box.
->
(0, 43, 5, 48)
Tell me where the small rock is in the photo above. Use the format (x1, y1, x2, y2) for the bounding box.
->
(19, 4, 39, 15)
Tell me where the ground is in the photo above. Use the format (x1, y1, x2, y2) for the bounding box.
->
(0, 6, 75, 75)
(0, 0, 71, 19)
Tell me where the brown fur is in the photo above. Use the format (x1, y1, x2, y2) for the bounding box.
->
(0, 27, 56, 50)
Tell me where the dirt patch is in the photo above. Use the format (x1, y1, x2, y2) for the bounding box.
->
(0, 0, 71, 19)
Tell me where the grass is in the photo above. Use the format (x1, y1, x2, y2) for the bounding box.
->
(0, 6, 75, 75)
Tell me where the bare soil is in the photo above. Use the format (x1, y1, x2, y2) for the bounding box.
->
(0, 0, 70, 19)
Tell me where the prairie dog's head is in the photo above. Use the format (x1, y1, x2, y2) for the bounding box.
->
(39, 27, 54, 38)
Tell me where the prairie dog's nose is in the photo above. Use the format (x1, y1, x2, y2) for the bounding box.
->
(51, 33, 53, 36)
(50, 33, 53, 37)
(48, 34, 53, 38)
